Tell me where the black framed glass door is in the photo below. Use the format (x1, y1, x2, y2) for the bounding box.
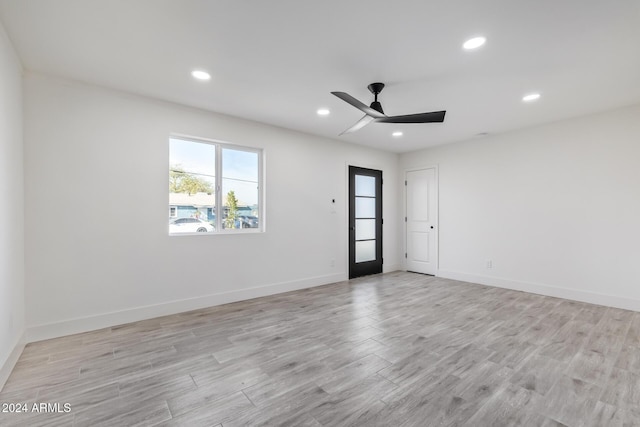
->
(349, 166, 383, 279)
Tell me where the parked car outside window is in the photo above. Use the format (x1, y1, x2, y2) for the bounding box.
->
(169, 217, 214, 233)
(238, 215, 259, 228)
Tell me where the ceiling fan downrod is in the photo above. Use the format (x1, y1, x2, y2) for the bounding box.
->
(367, 82, 385, 114)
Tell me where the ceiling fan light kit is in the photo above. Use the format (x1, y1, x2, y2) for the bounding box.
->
(331, 82, 446, 135)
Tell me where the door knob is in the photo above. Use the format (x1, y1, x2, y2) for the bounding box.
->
(430, 226, 434, 229)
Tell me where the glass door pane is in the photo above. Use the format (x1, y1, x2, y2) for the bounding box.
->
(355, 175, 376, 196)
(355, 241, 376, 262)
(355, 219, 376, 240)
(355, 197, 376, 218)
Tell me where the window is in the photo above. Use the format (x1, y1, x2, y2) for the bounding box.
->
(169, 136, 262, 235)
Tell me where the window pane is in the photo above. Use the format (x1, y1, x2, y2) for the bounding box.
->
(170, 138, 216, 177)
(355, 175, 375, 197)
(355, 197, 375, 218)
(355, 241, 376, 262)
(169, 138, 216, 234)
(222, 148, 259, 230)
(355, 219, 376, 241)
(222, 149, 258, 181)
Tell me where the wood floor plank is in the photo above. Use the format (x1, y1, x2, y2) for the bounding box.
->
(156, 391, 253, 427)
(538, 375, 603, 426)
(168, 367, 268, 417)
(600, 367, 640, 408)
(2, 271, 640, 426)
(377, 348, 440, 385)
(487, 335, 537, 369)
(539, 320, 591, 362)
(320, 337, 390, 370)
(0, 411, 74, 427)
(315, 353, 390, 394)
(395, 392, 480, 427)
(566, 349, 615, 387)
(227, 382, 328, 427)
(586, 401, 627, 427)
(462, 382, 549, 427)
(614, 344, 640, 373)
(242, 377, 328, 408)
(381, 369, 460, 407)
(37, 381, 120, 413)
(308, 374, 396, 426)
(509, 353, 568, 396)
(118, 371, 197, 402)
(74, 399, 172, 427)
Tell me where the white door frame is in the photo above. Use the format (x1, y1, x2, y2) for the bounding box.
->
(404, 165, 439, 274)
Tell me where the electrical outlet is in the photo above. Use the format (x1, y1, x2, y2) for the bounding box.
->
(486, 260, 492, 269)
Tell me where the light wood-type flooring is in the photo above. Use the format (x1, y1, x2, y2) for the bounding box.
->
(2, 271, 640, 426)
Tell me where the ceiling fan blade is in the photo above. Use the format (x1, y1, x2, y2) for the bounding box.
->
(339, 115, 376, 135)
(331, 92, 386, 118)
(377, 110, 446, 123)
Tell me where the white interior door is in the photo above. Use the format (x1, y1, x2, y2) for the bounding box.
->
(406, 167, 438, 275)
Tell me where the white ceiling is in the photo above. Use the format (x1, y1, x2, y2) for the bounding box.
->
(1, 0, 639, 153)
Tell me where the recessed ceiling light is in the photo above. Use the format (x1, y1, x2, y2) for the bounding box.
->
(317, 108, 330, 116)
(191, 70, 211, 81)
(463, 36, 486, 50)
(522, 93, 541, 102)
(392, 131, 403, 137)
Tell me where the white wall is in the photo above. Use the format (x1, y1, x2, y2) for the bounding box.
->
(24, 73, 400, 341)
(0, 20, 25, 388)
(401, 104, 640, 310)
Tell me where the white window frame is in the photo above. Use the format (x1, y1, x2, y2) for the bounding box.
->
(169, 135, 264, 235)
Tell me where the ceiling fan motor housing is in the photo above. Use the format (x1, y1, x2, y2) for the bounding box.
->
(369, 101, 384, 114)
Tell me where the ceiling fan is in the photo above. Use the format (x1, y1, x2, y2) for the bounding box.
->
(331, 82, 446, 135)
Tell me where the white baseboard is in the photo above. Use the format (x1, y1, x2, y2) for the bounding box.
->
(437, 270, 640, 312)
(0, 331, 26, 392)
(27, 272, 347, 343)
